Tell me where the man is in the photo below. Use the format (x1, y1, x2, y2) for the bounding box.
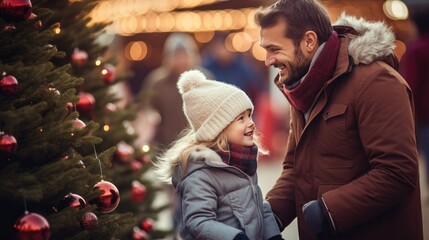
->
(255, 0, 423, 239)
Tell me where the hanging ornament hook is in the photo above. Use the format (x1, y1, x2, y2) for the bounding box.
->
(92, 144, 103, 180)
(23, 196, 28, 215)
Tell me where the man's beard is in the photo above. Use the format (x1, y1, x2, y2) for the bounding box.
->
(284, 46, 311, 89)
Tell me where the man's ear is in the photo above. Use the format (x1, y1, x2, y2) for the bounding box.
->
(301, 31, 318, 53)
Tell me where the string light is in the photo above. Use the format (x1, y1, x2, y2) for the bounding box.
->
(52, 22, 61, 34)
(90, 8, 259, 35)
(141, 144, 150, 153)
(95, 58, 102, 66)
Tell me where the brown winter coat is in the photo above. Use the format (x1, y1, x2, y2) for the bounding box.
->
(266, 14, 424, 240)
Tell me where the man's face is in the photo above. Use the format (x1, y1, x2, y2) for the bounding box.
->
(259, 18, 312, 88)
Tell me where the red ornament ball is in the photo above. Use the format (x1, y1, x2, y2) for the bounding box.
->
(64, 102, 74, 119)
(0, 73, 18, 95)
(100, 63, 116, 84)
(92, 180, 120, 213)
(66, 102, 74, 112)
(80, 212, 98, 230)
(115, 141, 134, 162)
(138, 154, 151, 164)
(13, 212, 50, 240)
(27, 12, 42, 30)
(130, 160, 142, 171)
(73, 118, 86, 129)
(132, 227, 148, 240)
(71, 48, 88, 67)
(76, 92, 95, 115)
(58, 193, 86, 211)
(0, 132, 17, 153)
(131, 180, 147, 202)
(0, 0, 32, 22)
(105, 103, 117, 112)
(3, 24, 16, 31)
(140, 218, 154, 233)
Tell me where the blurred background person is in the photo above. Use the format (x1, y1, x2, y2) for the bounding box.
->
(140, 32, 213, 152)
(202, 32, 266, 107)
(400, 7, 429, 193)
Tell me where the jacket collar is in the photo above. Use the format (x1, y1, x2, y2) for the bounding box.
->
(172, 147, 240, 187)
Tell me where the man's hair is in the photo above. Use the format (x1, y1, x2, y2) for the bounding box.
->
(254, 0, 333, 45)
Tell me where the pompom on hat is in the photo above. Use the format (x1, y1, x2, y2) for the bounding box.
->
(177, 69, 254, 142)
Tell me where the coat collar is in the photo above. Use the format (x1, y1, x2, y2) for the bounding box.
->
(172, 147, 230, 187)
(333, 13, 398, 69)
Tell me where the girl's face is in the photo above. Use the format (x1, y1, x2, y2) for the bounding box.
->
(224, 109, 255, 147)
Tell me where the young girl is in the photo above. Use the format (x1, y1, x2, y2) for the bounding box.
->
(155, 70, 283, 240)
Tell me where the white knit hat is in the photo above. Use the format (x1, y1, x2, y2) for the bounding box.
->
(177, 69, 254, 142)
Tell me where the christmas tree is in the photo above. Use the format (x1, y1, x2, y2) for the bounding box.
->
(40, 0, 170, 238)
(0, 0, 168, 239)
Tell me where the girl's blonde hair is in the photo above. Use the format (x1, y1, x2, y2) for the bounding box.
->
(154, 126, 268, 183)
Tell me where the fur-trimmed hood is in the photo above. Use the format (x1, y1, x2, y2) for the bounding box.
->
(333, 13, 397, 65)
(171, 147, 230, 188)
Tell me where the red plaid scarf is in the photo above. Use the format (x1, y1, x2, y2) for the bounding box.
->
(280, 31, 340, 113)
(216, 144, 258, 176)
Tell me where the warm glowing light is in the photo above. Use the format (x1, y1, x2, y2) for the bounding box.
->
(224, 33, 235, 52)
(127, 16, 139, 33)
(145, 12, 158, 32)
(97, 2, 113, 21)
(92, 7, 258, 34)
(194, 31, 215, 43)
(189, 12, 202, 31)
(383, 0, 408, 20)
(252, 42, 266, 62)
(203, 12, 214, 29)
(52, 23, 61, 34)
(141, 144, 150, 153)
(95, 59, 102, 66)
(134, 0, 150, 14)
(158, 12, 175, 32)
(230, 10, 246, 29)
(246, 9, 257, 28)
(125, 41, 148, 61)
(232, 32, 252, 52)
(103, 124, 110, 131)
(244, 26, 260, 42)
(212, 12, 223, 29)
(222, 11, 233, 29)
(118, 1, 130, 17)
